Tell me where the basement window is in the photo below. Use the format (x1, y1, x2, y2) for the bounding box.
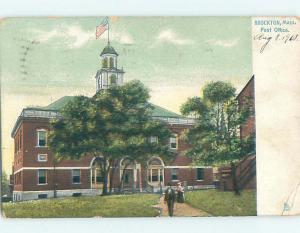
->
(38, 194, 48, 199)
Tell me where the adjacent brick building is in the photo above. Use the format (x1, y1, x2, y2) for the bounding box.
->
(219, 75, 256, 191)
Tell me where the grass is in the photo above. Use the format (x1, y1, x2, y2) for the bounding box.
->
(185, 190, 257, 216)
(2, 194, 160, 218)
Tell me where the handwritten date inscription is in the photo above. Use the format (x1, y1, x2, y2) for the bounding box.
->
(253, 33, 298, 53)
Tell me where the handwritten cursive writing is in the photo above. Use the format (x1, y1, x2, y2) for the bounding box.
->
(253, 33, 298, 53)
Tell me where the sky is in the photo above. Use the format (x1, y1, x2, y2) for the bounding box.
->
(0, 17, 252, 174)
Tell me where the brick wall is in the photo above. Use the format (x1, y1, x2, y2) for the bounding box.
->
(22, 169, 91, 191)
(164, 168, 213, 186)
(237, 76, 255, 138)
(12, 116, 214, 193)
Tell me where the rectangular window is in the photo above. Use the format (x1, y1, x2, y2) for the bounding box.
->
(151, 169, 159, 182)
(38, 154, 48, 162)
(149, 136, 158, 143)
(171, 168, 178, 181)
(124, 173, 129, 184)
(37, 130, 47, 147)
(160, 168, 163, 182)
(38, 194, 48, 199)
(38, 170, 47, 185)
(169, 135, 178, 149)
(20, 129, 22, 150)
(72, 169, 81, 184)
(197, 168, 205, 180)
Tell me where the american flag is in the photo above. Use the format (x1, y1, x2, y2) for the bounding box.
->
(96, 17, 109, 39)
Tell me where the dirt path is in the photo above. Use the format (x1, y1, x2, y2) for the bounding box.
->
(154, 196, 210, 217)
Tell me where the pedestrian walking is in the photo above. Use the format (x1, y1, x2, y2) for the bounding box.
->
(164, 182, 176, 216)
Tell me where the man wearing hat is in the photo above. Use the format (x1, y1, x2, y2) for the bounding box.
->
(164, 182, 176, 216)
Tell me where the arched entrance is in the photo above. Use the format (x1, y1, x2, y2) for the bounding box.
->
(147, 157, 164, 190)
(90, 157, 105, 189)
(119, 157, 141, 192)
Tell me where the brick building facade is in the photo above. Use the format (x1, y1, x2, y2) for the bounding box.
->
(10, 43, 255, 201)
(11, 43, 216, 201)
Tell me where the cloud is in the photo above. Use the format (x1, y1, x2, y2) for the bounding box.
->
(156, 29, 193, 45)
(65, 26, 94, 48)
(34, 25, 94, 48)
(110, 31, 134, 45)
(206, 38, 239, 48)
(34, 25, 134, 48)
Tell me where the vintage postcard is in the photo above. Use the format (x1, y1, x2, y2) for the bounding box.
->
(0, 16, 299, 218)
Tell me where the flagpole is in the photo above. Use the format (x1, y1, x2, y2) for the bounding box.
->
(108, 18, 110, 44)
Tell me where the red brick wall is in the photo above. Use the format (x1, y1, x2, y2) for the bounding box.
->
(22, 169, 91, 191)
(13, 124, 24, 172)
(219, 155, 256, 191)
(237, 76, 255, 138)
(22, 119, 52, 167)
(164, 168, 213, 186)
(12, 117, 214, 192)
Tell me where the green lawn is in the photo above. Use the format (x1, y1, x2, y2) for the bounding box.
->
(2, 194, 160, 218)
(185, 190, 256, 216)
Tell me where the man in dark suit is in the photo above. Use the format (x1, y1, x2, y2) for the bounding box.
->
(164, 182, 176, 216)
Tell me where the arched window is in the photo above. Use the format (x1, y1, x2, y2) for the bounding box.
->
(109, 57, 114, 68)
(110, 74, 117, 85)
(147, 157, 164, 184)
(102, 58, 108, 68)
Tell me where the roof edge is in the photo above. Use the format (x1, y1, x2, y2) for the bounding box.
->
(236, 75, 255, 99)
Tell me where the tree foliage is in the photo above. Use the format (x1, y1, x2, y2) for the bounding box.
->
(181, 81, 255, 194)
(49, 80, 172, 195)
(181, 81, 254, 165)
(1, 171, 10, 196)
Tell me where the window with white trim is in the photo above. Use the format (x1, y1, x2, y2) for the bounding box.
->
(149, 136, 158, 143)
(38, 170, 47, 185)
(37, 129, 47, 147)
(171, 168, 178, 181)
(197, 168, 205, 180)
(38, 154, 47, 162)
(72, 169, 81, 184)
(169, 134, 178, 150)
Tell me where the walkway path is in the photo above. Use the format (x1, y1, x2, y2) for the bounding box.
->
(154, 196, 210, 217)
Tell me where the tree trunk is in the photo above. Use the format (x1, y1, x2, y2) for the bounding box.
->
(109, 164, 116, 194)
(231, 162, 240, 195)
(102, 172, 108, 195)
(53, 160, 57, 198)
(101, 157, 111, 196)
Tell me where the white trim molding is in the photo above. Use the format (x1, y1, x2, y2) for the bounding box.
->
(37, 154, 48, 162)
(13, 189, 102, 202)
(164, 166, 212, 169)
(14, 166, 91, 175)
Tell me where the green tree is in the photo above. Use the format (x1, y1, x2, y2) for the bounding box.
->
(49, 80, 172, 195)
(181, 81, 255, 195)
(1, 171, 10, 196)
